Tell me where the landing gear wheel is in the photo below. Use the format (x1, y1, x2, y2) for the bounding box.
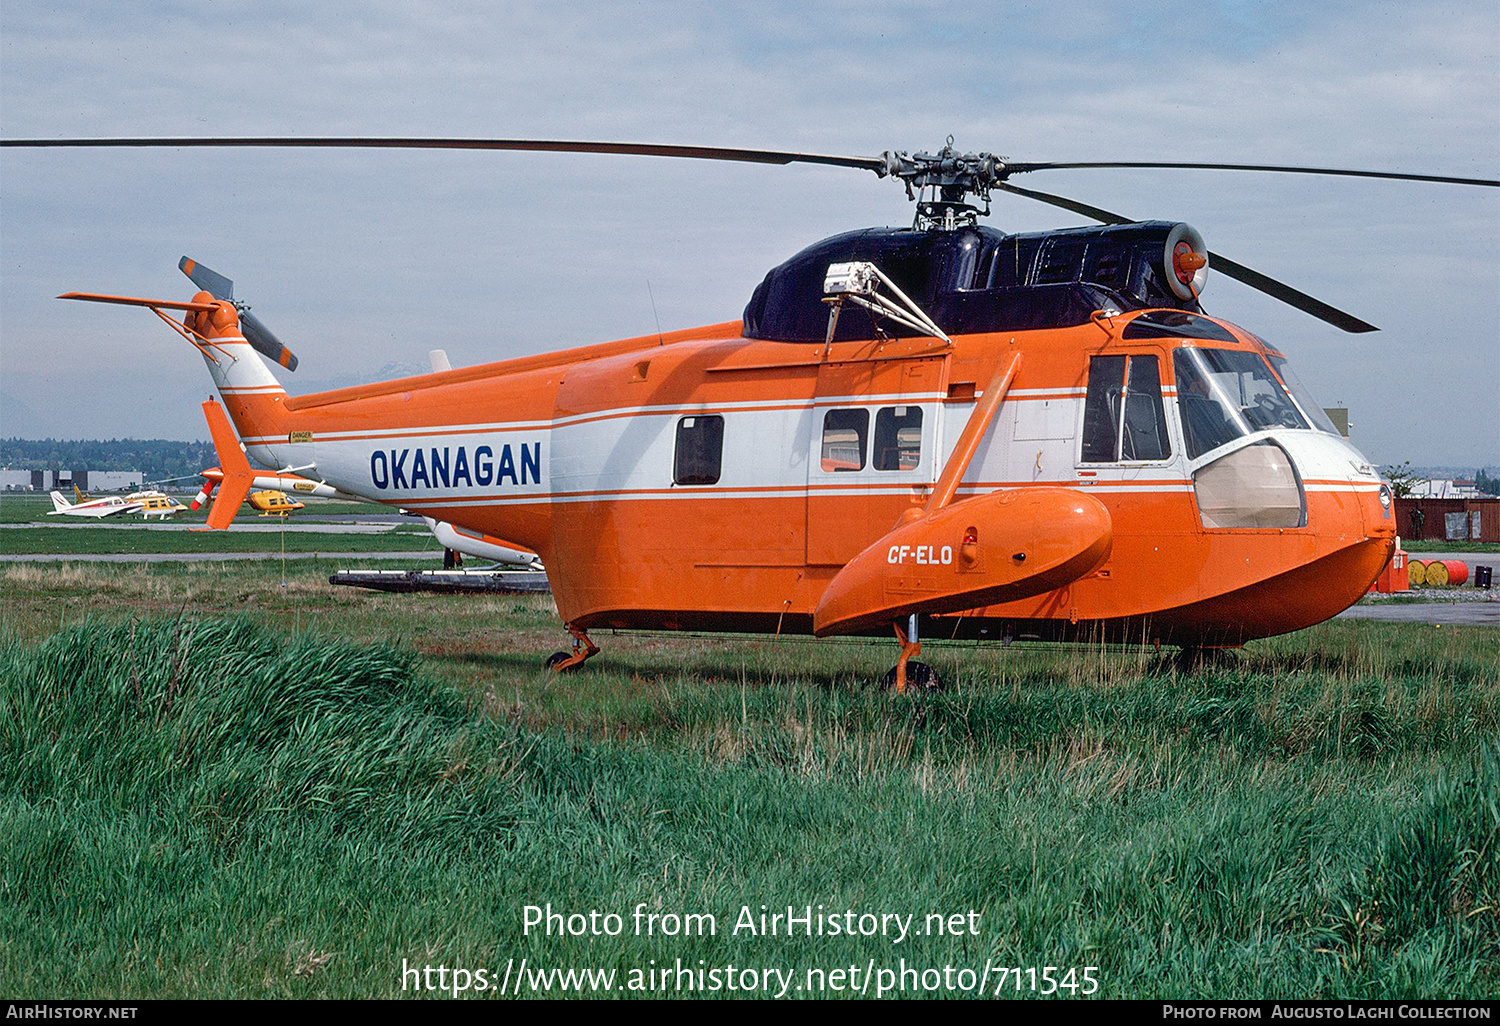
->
(880, 660, 943, 692)
(544, 626, 601, 673)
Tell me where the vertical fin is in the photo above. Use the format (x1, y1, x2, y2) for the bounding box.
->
(201, 400, 255, 530)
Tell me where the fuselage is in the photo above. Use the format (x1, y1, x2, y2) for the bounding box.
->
(214, 307, 1394, 647)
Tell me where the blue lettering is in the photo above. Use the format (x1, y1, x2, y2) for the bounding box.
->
(475, 445, 494, 486)
(411, 448, 430, 488)
(370, 451, 389, 489)
(391, 448, 409, 489)
(452, 446, 472, 488)
(521, 442, 541, 485)
(497, 445, 517, 485)
(430, 447, 450, 488)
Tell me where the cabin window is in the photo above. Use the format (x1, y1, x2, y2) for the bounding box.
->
(873, 406, 923, 471)
(1081, 354, 1170, 463)
(820, 408, 869, 472)
(674, 415, 724, 485)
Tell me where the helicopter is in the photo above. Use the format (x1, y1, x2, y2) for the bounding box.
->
(11, 135, 1497, 689)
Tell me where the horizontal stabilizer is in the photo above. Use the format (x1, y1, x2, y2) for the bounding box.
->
(58, 291, 217, 311)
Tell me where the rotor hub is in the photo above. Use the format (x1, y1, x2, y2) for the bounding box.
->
(880, 137, 1008, 230)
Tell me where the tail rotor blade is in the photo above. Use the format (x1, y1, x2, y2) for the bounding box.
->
(240, 309, 299, 371)
(179, 256, 298, 370)
(179, 256, 234, 300)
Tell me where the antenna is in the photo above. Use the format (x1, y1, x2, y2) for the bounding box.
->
(647, 280, 665, 346)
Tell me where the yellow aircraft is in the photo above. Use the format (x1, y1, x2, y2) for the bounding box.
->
(248, 490, 304, 516)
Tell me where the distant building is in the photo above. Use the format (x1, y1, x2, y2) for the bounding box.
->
(1409, 478, 1481, 499)
(0, 469, 143, 492)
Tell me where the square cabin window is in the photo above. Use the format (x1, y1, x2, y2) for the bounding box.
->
(820, 408, 869, 472)
(674, 415, 724, 485)
(873, 406, 923, 471)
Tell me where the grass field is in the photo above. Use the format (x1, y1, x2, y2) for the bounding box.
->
(1, 549, 1497, 999)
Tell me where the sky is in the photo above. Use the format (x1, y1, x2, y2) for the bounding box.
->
(1, 0, 1496, 467)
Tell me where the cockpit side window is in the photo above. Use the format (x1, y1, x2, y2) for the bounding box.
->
(1122, 355, 1170, 460)
(1081, 354, 1170, 463)
(1174, 352, 1240, 459)
(1081, 355, 1126, 463)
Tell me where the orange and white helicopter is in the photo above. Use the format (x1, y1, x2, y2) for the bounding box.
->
(28, 137, 1499, 687)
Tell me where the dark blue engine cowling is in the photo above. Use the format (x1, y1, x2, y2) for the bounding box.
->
(742, 221, 1204, 342)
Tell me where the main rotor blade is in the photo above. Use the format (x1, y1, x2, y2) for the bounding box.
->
(9, 137, 1492, 187)
(1004, 160, 1499, 188)
(996, 182, 1378, 333)
(995, 182, 1132, 225)
(1, 136, 888, 173)
(1202, 251, 1377, 333)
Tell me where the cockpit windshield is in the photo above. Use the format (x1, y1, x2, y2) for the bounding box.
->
(1173, 348, 1308, 459)
(1266, 354, 1343, 436)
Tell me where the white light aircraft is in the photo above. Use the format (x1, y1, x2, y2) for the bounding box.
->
(48, 489, 188, 519)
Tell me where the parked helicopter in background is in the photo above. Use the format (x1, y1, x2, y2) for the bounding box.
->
(248, 490, 304, 516)
(19, 135, 1496, 688)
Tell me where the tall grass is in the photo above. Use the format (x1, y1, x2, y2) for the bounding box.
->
(1, 615, 1495, 998)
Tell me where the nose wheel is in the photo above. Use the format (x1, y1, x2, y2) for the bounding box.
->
(544, 625, 600, 673)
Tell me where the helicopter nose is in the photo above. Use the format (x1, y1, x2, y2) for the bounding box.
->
(1290, 434, 1396, 587)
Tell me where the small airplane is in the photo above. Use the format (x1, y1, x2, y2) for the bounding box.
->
(27, 136, 1498, 688)
(133, 491, 191, 519)
(48, 488, 188, 519)
(49, 490, 139, 518)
